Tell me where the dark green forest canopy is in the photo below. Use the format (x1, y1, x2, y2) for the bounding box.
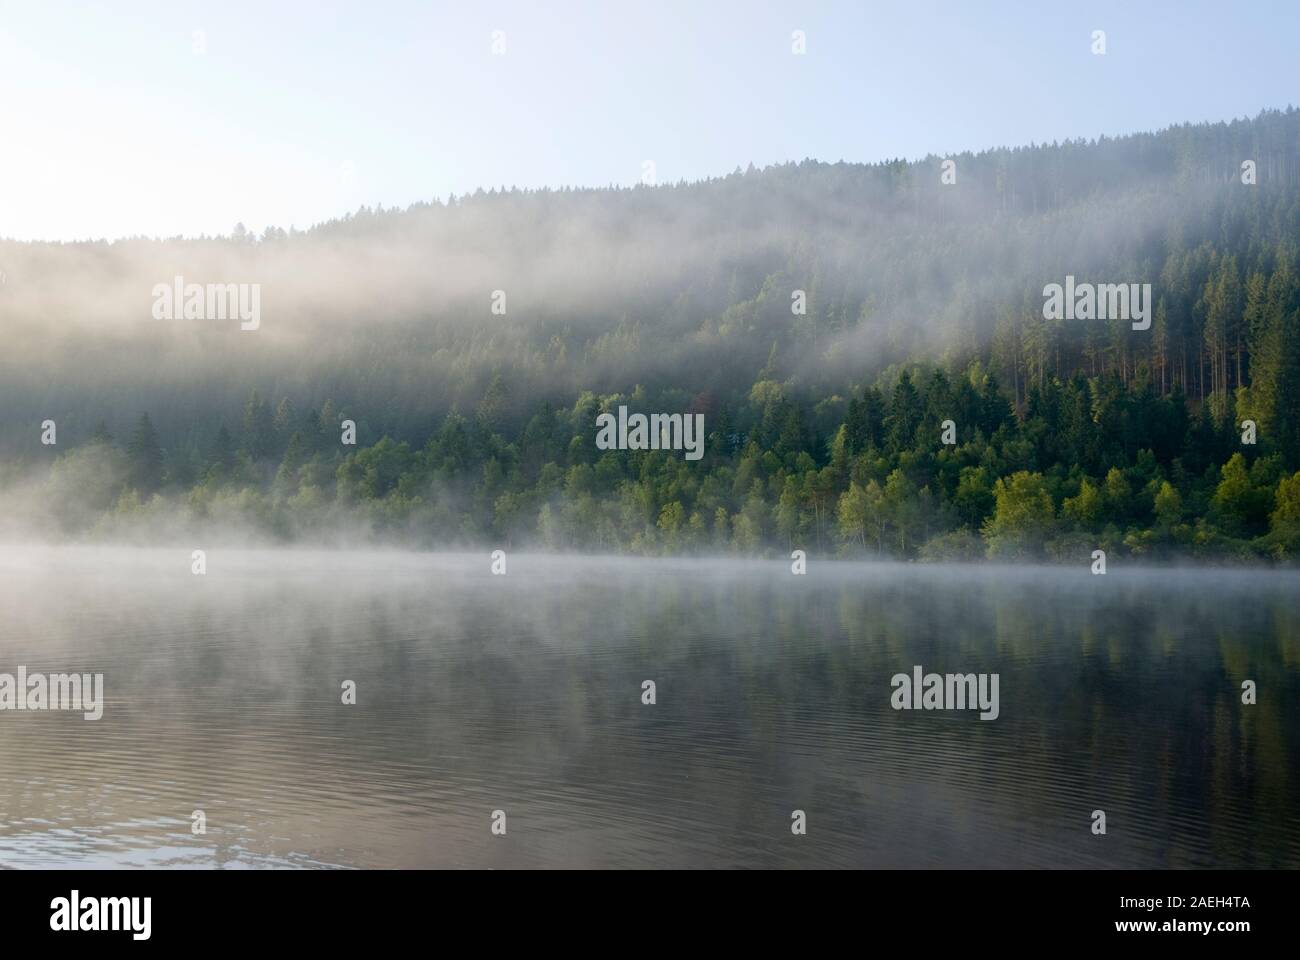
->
(5, 108, 1300, 559)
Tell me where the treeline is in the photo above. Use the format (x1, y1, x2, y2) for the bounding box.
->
(35, 349, 1300, 561)
(3, 109, 1300, 460)
(10, 108, 1300, 558)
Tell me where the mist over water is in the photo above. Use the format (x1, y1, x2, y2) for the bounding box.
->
(0, 546, 1296, 869)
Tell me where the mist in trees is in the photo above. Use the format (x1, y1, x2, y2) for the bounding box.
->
(4, 108, 1300, 560)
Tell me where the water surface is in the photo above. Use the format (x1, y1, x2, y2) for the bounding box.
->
(0, 547, 1296, 868)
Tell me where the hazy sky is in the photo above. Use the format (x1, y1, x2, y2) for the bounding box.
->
(1, 0, 1296, 241)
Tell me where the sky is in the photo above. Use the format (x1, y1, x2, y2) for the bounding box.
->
(0, 0, 1296, 241)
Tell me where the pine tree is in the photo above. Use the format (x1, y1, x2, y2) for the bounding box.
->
(886, 371, 921, 454)
(242, 390, 275, 460)
(127, 413, 164, 495)
(206, 425, 237, 480)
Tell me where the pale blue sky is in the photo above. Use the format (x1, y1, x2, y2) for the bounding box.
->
(1, 0, 1295, 240)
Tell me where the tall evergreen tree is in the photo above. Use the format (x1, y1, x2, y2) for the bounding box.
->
(127, 413, 164, 494)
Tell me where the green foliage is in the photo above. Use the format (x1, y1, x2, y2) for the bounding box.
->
(32, 361, 1300, 562)
(21, 111, 1300, 561)
(126, 414, 164, 496)
(982, 471, 1057, 560)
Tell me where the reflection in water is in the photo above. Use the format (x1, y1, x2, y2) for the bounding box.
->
(0, 547, 1296, 868)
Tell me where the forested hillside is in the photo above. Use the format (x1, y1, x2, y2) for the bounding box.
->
(4, 108, 1300, 559)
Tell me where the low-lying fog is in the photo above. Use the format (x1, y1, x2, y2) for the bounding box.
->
(0, 545, 1296, 868)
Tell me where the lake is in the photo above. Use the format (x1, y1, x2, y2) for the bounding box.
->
(0, 546, 1296, 868)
